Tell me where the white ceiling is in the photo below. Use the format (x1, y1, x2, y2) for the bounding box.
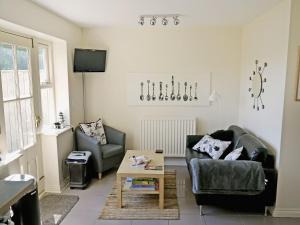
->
(30, 0, 282, 28)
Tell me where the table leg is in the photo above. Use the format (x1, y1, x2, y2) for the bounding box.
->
(159, 176, 164, 209)
(117, 175, 122, 208)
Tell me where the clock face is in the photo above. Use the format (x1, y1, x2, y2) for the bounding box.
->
(249, 60, 267, 111)
(252, 71, 262, 98)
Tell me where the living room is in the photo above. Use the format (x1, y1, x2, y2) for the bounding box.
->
(0, 0, 300, 225)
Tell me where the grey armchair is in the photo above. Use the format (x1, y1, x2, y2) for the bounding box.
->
(75, 125, 126, 179)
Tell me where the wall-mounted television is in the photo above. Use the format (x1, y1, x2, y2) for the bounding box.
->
(73, 48, 107, 72)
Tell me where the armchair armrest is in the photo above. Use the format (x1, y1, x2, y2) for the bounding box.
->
(186, 135, 204, 148)
(75, 127, 102, 160)
(104, 125, 126, 148)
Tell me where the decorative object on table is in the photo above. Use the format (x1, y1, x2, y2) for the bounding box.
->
(189, 84, 193, 101)
(127, 73, 210, 106)
(140, 82, 144, 101)
(146, 80, 151, 101)
(58, 112, 65, 128)
(164, 84, 169, 101)
(159, 81, 164, 101)
(152, 82, 156, 101)
(170, 75, 176, 101)
(129, 155, 150, 166)
(249, 60, 267, 110)
(99, 170, 179, 220)
(176, 82, 181, 101)
(79, 118, 107, 144)
(194, 82, 198, 100)
(296, 47, 300, 101)
(40, 194, 79, 225)
(183, 82, 188, 101)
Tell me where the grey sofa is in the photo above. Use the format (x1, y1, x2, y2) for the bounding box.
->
(75, 125, 126, 179)
(186, 125, 277, 215)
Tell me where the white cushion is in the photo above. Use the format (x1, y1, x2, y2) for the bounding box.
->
(192, 135, 231, 160)
(79, 118, 107, 144)
(224, 147, 243, 161)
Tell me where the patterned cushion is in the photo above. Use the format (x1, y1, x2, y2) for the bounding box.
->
(79, 118, 107, 144)
(224, 147, 243, 160)
(192, 135, 231, 160)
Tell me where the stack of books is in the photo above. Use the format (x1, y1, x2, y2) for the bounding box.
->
(124, 178, 159, 191)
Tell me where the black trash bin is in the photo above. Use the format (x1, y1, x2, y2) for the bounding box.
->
(66, 151, 92, 189)
(6, 174, 41, 225)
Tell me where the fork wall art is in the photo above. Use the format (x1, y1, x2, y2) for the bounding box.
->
(127, 73, 211, 106)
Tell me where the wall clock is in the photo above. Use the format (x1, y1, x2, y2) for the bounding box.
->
(249, 60, 267, 110)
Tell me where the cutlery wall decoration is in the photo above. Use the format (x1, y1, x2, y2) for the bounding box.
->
(138, 76, 200, 102)
(127, 73, 211, 106)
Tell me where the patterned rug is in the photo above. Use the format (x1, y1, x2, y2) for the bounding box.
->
(40, 194, 79, 225)
(99, 170, 179, 220)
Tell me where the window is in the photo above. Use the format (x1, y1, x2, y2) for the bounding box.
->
(0, 42, 36, 152)
(38, 43, 55, 128)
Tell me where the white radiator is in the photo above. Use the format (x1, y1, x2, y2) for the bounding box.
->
(140, 117, 196, 157)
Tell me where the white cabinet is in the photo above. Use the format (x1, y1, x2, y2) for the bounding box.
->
(41, 127, 73, 193)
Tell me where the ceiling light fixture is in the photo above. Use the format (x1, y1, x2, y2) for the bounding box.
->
(162, 17, 168, 26)
(138, 14, 181, 26)
(138, 16, 144, 26)
(173, 16, 180, 26)
(150, 17, 156, 26)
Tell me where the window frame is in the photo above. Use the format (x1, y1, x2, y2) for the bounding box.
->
(0, 37, 37, 153)
(37, 40, 56, 129)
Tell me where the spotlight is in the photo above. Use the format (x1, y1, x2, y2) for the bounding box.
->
(150, 17, 156, 26)
(138, 16, 144, 26)
(162, 17, 168, 26)
(173, 16, 180, 25)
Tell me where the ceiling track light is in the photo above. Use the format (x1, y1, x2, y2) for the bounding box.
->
(138, 16, 144, 26)
(138, 14, 181, 26)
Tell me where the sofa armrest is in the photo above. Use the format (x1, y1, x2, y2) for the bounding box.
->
(104, 125, 126, 148)
(186, 135, 204, 148)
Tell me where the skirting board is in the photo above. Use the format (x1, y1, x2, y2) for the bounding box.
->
(272, 207, 300, 217)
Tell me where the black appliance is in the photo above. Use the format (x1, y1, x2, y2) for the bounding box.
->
(73, 48, 107, 72)
(66, 151, 92, 189)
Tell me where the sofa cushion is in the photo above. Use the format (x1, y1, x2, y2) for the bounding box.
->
(193, 135, 231, 160)
(235, 134, 268, 163)
(210, 130, 234, 159)
(227, 125, 247, 148)
(224, 147, 243, 160)
(79, 118, 107, 144)
(101, 144, 123, 159)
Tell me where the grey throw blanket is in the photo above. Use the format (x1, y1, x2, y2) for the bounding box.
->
(190, 158, 265, 195)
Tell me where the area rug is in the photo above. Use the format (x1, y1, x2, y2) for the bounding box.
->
(99, 170, 179, 220)
(40, 194, 79, 225)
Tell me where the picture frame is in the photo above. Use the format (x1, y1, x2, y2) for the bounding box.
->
(296, 47, 300, 101)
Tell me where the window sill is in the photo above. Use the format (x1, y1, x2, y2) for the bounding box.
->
(40, 126, 72, 137)
(0, 152, 23, 168)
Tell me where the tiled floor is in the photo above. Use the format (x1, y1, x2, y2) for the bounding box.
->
(60, 166, 300, 225)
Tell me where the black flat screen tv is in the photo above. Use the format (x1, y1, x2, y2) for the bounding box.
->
(73, 48, 107, 72)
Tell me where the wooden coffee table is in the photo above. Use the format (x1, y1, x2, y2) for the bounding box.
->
(116, 150, 165, 209)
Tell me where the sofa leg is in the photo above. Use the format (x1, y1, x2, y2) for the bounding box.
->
(264, 206, 268, 216)
(98, 173, 102, 180)
(199, 205, 203, 216)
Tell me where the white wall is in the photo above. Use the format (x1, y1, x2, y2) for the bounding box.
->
(82, 27, 242, 149)
(0, 0, 83, 191)
(274, 0, 300, 217)
(238, 0, 291, 167)
(0, 0, 84, 126)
